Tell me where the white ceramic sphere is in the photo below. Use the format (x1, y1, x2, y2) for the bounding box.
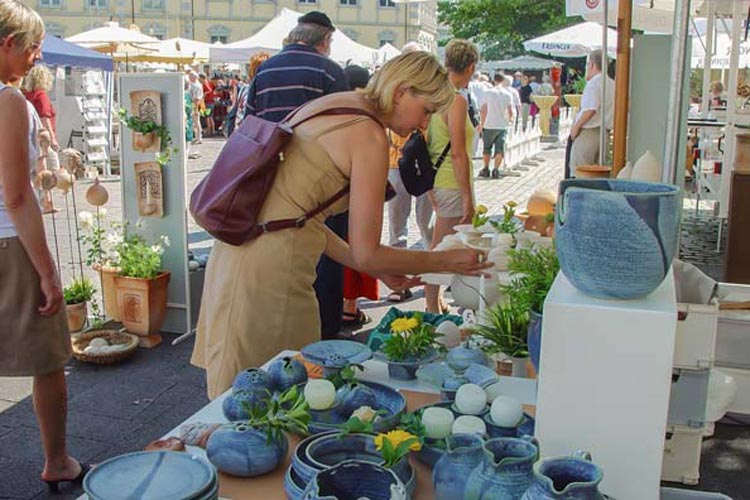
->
(455, 384, 487, 415)
(88, 337, 109, 349)
(422, 407, 455, 439)
(304, 379, 336, 410)
(490, 396, 524, 427)
(435, 321, 461, 347)
(452, 415, 487, 436)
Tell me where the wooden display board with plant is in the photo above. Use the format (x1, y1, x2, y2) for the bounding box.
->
(118, 108, 176, 167)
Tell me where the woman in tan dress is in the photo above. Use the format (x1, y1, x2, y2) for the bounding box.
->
(193, 52, 492, 399)
(0, 0, 90, 490)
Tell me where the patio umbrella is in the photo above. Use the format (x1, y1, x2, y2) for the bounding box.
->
(129, 37, 212, 64)
(523, 21, 617, 58)
(494, 55, 560, 71)
(66, 22, 159, 61)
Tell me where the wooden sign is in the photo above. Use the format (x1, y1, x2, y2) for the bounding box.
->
(134, 162, 164, 217)
(129, 90, 162, 153)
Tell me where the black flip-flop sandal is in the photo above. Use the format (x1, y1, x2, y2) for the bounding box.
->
(45, 462, 94, 493)
(342, 309, 371, 327)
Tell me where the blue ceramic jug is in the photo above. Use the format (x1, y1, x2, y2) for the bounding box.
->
(432, 434, 485, 500)
(522, 451, 606, 500)
(464, 436, 539, 500)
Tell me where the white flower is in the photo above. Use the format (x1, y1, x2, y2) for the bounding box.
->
(106, 233, 123, 245)
(78, 211, 93, 229)
(161, 235, 170, 247)
(97, 208, 108, 218)
(151, 244, 165, 255)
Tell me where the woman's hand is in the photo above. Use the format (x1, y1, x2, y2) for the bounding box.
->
(378, 274, 423, 292)
(38, 271, 63, 316)
(441, 248, 494, 276)
(460, 198, 475, 225)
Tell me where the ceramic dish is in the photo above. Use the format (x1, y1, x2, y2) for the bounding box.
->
(483, 412, 536, 439)
(301, 340, 373, 369)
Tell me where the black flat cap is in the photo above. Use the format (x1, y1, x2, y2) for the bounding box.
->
(298, 11, 335, 30)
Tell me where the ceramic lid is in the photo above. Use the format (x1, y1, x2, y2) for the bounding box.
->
(83, 451, 216, 500)
(301, 340, 372, 368)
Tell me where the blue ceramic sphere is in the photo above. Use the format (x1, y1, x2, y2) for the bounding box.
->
(267, 356, 308, 392)
(206, 423, 287, 477)
(555, 179, 681, 300)
(231, 368, 273, 395)
(222, 391, 265, 421)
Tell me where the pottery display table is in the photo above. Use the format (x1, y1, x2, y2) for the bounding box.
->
(530, 95, 558, 137)
(163, 350, 537, 498)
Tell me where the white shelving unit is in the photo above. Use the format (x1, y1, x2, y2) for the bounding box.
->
(79, 71, 109, 178)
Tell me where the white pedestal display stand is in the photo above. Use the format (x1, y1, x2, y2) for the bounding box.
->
(535, 271, 677, 500)
(118, 73, 192, 336)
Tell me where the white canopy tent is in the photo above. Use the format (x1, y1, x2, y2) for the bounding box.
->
(523, 22, 617, 58)
(494, 55, 561, 71)
(66, 22, 160, 60)
(376, 43, 401, 64)
(209, 8, 378, 66)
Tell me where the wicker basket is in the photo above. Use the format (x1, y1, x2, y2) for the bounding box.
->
(72, 329, 139, 365)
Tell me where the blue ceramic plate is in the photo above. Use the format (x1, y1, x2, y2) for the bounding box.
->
(301, 340, 372, 369)
(84, 451, 216, 500)
(306, 380, 405, 435)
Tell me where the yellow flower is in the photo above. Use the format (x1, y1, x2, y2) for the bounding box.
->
(476, 204, 488, 214)
(391, 317, 420, 334)
(506, 200, 518, 208)
(375, 430, 423, 452)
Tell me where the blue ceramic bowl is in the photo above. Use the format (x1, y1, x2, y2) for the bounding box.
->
(463, 363, 499, 387)
(555, 179, 681, 300)
(374, 348, 440, 381)
(306, 380, 406, 435)
(285, 465, 306, 500)
(483, 412, 536, 439)
(301, 340, 373, 370)
(302, 460, 407, 500)
(413, 401, 489, 467)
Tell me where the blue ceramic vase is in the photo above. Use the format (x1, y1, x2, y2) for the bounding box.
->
(527, 310, 543, 373)
(433, 434, 485, 500)
(267, 356, 308, 392)
(447, 346, 488, 372)
(222, 390, 265, 421)
(464, 436, 539, 500)
(302, 460, 408, 500)
(380, 349, 439, 381)
(522, 451, 606, 500)
(206, 423, 287, 477)
(555, 179, 681, 300)
(231, 367, 273, 395)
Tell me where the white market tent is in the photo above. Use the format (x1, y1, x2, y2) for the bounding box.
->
(523, 21, 617, 58)
(66, 22, 160, 60)
(128, 37, 213, 64)
(210, 8, 378, 66)
(376, 43, 401, 64)
(494, 55, 561, 71)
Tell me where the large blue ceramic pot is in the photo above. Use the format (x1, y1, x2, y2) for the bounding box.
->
(433, 434, 485, 500)
(464, 436, 539, 500)
(302, 460, 408, 500)
(521, 451, 606, 500)
(527, 310, 543, 373)
(555, 179, 681, 300)
(206, 423, 287, 477)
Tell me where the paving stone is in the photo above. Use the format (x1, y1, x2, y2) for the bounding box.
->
(67, 379, 173, 420)
(0, 426, 109, 473)
(0, 455, 47, 499)
(0, 377, 33, 403)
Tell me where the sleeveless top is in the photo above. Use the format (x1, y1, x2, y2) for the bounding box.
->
(0, 83, 41, 238)
(428, 93, 475, 190)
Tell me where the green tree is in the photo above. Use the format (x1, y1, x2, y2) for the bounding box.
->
(438, 0, 582, 61)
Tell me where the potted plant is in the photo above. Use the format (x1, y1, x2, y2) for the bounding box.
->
(564, 78, 586, 109)
(118, 108, 175, 166)
(376, 314, 442, 380)
(63, 277, 95, 333)
(207, 385, 310, 477)
(112, 230, 171, 336)
(472, 300, 530, 377)
(502, 245, 560, 373)
(79, 210, 122, 321)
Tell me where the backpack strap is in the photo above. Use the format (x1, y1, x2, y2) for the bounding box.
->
(435, 142, 451, 169)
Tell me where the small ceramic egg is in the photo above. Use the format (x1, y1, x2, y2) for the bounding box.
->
(304, 379, 336, 410)
(435, 320, 460, 347)
(490, 396, 524, 427)
(88, 337, 109, 349)
(452, 415, 487, 436)
(422, 407, 455, 439)
(484, 381, 504, 403)
(188, 260, 200, 271)
(455, 383, 487, 415)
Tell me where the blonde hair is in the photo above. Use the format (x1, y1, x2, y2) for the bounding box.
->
(0, 0, 44, 51)
(23, 64, 52, 92)
(360, 51, 454, 115)
(444, 39, 479, 74)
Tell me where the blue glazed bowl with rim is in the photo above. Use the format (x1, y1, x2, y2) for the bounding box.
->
(483, 412, 536, 439)
(301, 460, 408, 500)
(555, 179, 681, 300)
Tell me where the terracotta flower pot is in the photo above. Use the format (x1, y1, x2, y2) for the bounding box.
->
(93, 264, 121, 321)
(133, 131, 157, 152)
(66, 302, 88, 333)
(575, 165, 612, 179)
(114, 271, 170, 336)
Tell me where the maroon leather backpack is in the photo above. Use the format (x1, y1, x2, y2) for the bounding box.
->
(189, 103, 377, 246)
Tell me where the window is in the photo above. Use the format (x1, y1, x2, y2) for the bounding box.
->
(45, 22, 65, 38)
(298, 0, 316, 3)
(208, 25, 231, 45)
(142, 0, 164, 10)
(210, 35, 228, 44)
(340, 0, 356, 5)
(342, 29, 358, 41)
(87, 0, 107, 8)
(144, 23, 167, 40)
(378, 30, 396, 47)
(379, 0, 395, 7)
(39, 0, 62, 7)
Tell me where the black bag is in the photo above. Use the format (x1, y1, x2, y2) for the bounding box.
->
(397, 130, 451, 196)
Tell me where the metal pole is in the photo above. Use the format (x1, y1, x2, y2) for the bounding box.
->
(599, 0, 609, 165)
(130, 0, 135, 25)
(662, 0, 692, 184)
(700, 3, 715, 118)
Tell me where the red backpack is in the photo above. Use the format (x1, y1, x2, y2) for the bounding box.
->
(189, 102, 377, 246)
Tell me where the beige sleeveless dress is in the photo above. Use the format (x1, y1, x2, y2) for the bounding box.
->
(192, 94, 379, 399)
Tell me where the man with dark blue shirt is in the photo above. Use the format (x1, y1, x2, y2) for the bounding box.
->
(244, 11, 348, 123)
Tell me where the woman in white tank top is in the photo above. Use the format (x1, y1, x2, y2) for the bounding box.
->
(0, 0, 90, 491)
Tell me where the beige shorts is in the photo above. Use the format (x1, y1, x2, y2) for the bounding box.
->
(432, 188, 464, 218)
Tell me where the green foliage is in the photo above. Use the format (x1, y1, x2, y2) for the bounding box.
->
(63, 277, 96, 305)
(118, 108, 176, 167)
(490, 201, 519, 235)
(689, 69, 703, 101)
(382, 313, 441, 362)
(326, 363, 364, 389)
(242, 385, 311, 444)
(573, 77, 587, 94)
(116, 232, 168, 280)
(502, 245, 560, 314)
(472, 300, 530, 358)
(438, 0, 582, 60)
(399, 411, 427, 444)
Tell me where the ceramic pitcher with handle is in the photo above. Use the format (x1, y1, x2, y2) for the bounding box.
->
(464, 435, 539, 500)
(433, 433, 485, 500)
(521, 451, 606, 500)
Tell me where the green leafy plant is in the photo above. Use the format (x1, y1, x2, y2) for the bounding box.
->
(472, 300, 530, 358)
(374, 429, 422, 468)
(502, 245, 560, 314)
(573, 77, 587, 95)
(490, 201, 519, 235)
(382, 314, 441, 362)
(63, 277, 96, 305)
(242, 385, 311, 444)
(115, 231, 169, 280)
(398, 411, 427, 445)
(472, 204, 490, 228)
(326, 363, 364, 389)
(118, 108, 176, 167)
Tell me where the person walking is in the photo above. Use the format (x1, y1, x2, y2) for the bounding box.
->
(199, 73, 215, 138)
(192, 52, 491, 399)
(567, 49, 614, 178)
(478, 73, 513, 179)
(0, 0, 90, 490)
(187, 71, 203, 144)
(22, 64, 57, 150)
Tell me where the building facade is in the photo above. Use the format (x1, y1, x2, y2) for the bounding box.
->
(29, 0, 438, 53)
